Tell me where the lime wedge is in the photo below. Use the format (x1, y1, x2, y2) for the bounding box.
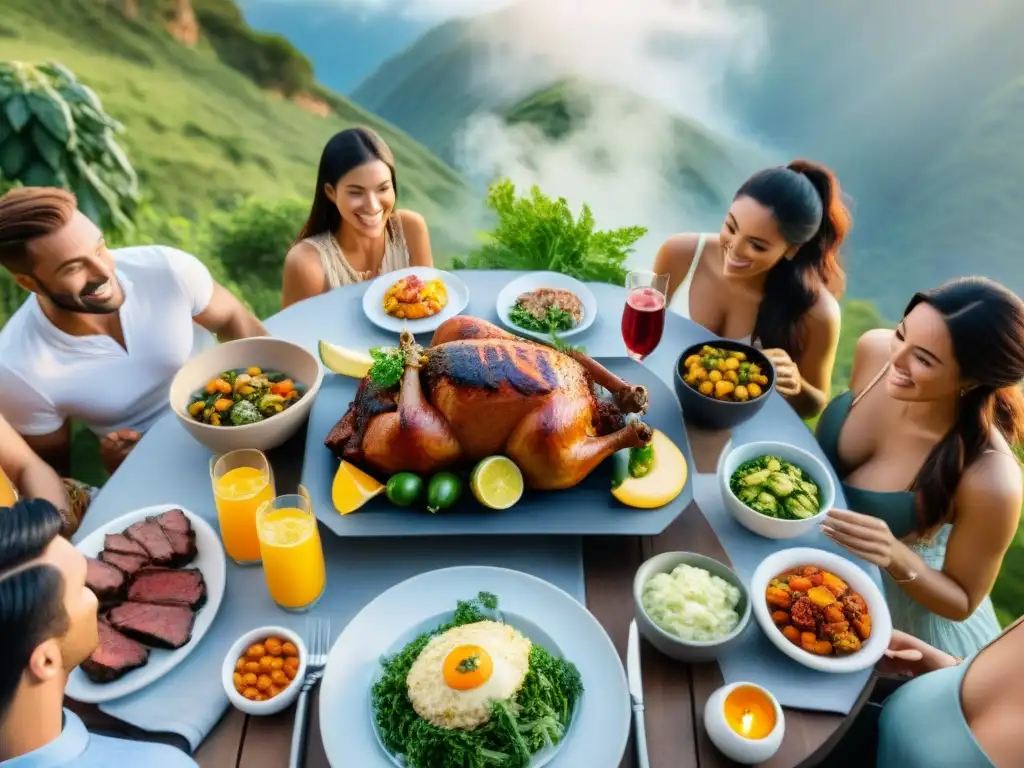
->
(470, 456, 524, 510)
(319, 340, 373, 378)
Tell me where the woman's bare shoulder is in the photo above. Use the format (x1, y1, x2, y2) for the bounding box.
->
(284, 239, 322, 269)
(957, 443, 1023, 520)
(657, 233, 705, 265)
(396, 209, 428, 231)
(848, 328, 893, 391)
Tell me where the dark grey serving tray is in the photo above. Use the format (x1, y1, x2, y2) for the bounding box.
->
(301, 357, 694, 537)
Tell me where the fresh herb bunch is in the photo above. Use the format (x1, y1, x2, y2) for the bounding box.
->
(508, 303, 575, 334)
(368, 347, 405, 389)
(371, 591, 584, 768)
(453, 179, 646, 285)
(0, 61, 139, 232)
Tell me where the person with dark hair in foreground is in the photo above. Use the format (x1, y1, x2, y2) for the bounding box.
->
(654, 159, 851, 419)
(0, 498, 197, 766)
(0, 187, 268, 477)
(281, 126, 433, 309)
(816, 277, 1024, 658)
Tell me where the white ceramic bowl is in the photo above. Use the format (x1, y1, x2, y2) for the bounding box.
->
(221, 625, 308, 715)
(703, 682, 784, 765)
(495, 271, 598, 340)
(751, 547, 892, 674)
(718, 440, 836, 540)
(170, 337, 323, 455)
(633, 552, 752, 663)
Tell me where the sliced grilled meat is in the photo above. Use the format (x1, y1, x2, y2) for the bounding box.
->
(155, 508, 191, 534)
(103, 533, 148, 557)
(107, 601, 196, 650)
(162, 529, 197, 566)
(124, 519, 175, 565)
(81, 622, 150, 684)
(85, 557, 126, 605)
(99, 550, 150, 577)
(128, 568, 206, 610)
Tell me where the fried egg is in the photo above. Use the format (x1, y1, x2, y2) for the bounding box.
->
(406, 620, 532, 730)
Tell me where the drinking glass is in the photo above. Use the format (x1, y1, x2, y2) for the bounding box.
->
(210, 449, 275, 565)
(257, 494, 326, 613)
(0, 466, 17, 508)
(622, 270, 669, 361)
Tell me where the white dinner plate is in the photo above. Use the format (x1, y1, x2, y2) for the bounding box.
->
(362, 267, 470, 334)
(318, 566, 630, 768)
(495, 272, 597, 341)
(65, 504, 227, 704)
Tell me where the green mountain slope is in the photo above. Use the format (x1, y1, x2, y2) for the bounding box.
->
(351, 18, 489, 167)
(0, 0, 476, 255)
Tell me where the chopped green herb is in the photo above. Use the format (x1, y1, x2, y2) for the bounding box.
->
(368, 347, 405, 390)
(508, 302, 576, 334)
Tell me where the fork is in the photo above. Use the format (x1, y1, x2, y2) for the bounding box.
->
(288, 617, 331, 768)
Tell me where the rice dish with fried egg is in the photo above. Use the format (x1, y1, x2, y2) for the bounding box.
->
(406, 620, 532, 729)
(371, 592, 583, 768)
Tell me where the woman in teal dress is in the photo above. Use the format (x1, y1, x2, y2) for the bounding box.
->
(839, 619, 1024, 766)
(815, 277, 1024, 658)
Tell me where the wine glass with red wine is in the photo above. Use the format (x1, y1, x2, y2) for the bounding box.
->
(622, 270, 669, 361)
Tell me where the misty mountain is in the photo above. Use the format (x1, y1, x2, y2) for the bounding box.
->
(236, 0, 429, 93)
(255, 0, 1024, 314)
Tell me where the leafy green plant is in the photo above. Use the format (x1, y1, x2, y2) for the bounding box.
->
(453, 178, 646, 284)
(0, 60, 139, 231)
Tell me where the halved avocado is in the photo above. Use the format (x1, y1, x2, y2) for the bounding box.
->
(611, 429, 688, 509)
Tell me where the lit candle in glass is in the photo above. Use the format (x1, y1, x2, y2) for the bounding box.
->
(724, 685, 776, 739)
(704, 682, 784, 764)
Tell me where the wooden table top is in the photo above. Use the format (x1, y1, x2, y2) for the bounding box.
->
(72, 423, 874, 768)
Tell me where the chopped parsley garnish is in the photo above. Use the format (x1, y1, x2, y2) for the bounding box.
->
(368, 347, 405, 389)
(508, 303, 576, 334)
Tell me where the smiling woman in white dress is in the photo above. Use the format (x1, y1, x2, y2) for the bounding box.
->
(653, 160, 851, 419)
(281, 127, 434, 309)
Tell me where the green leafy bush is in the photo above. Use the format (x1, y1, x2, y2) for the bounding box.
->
(204, 196, 307, 318)
(0, 60, 140, 232)
(453, 178, 646, 284)
(193, 1, 315, 97)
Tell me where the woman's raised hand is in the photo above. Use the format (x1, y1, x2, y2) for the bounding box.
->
(761, 347, 802, 397)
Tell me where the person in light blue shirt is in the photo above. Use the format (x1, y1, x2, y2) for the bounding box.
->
(0, 499, 197, 767)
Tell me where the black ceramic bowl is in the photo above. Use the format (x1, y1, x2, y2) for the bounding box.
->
(673, 340, 776, 430)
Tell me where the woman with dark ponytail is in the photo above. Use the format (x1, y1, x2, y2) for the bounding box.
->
(654, 159, 850, 418)
(816, 276, 1024, 657)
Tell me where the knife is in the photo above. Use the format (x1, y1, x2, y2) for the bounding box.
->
(627, 620, 651, 768)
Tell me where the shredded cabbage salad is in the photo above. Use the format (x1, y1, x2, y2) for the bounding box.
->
(642, 564, 741, 642)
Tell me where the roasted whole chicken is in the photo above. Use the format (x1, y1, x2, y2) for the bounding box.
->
(325, 316, 653, 490)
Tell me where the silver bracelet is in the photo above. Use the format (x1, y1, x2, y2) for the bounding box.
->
(886, 566, 919, 584)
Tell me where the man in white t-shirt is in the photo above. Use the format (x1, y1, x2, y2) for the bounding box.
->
(0, 187, 268, 475)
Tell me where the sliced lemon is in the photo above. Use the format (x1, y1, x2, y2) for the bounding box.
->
(319, 340, 373, 379)
(332, 460, 384, 515)
(470, 456, 524, 510)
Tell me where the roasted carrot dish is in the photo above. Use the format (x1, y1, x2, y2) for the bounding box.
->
(765, 565, 871, 656)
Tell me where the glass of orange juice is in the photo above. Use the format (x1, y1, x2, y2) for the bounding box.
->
(256, 494, 326, 612)
(210, 449, 275, 565)
(0, 467, 18, 508)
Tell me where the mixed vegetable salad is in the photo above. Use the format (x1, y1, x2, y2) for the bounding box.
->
(729, 455, 823, 520)
(187, 367, 305, 427)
